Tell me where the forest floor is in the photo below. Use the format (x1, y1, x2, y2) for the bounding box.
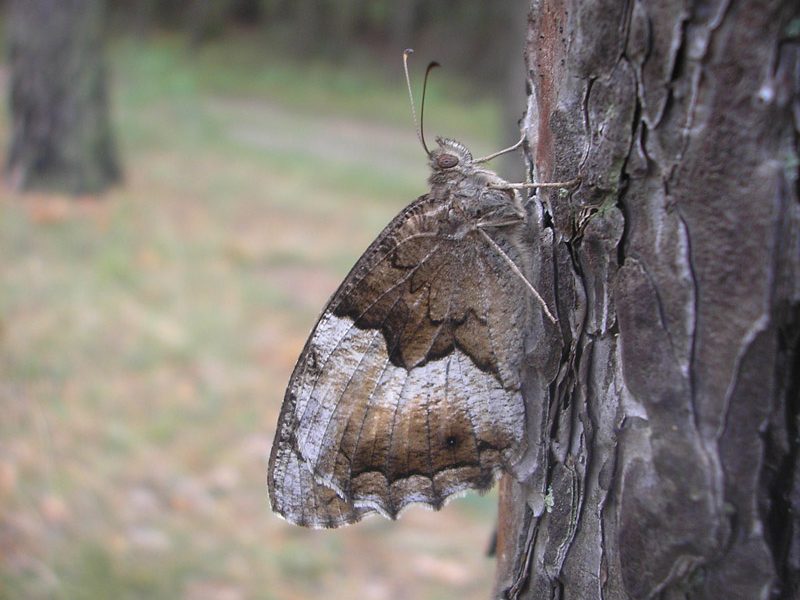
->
(0, 33, 511, 600)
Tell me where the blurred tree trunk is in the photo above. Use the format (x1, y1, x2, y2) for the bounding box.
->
(329, 0, 365, 56)
(188, 0, 231, 45)
(291, 0, 324, 56)
(6, 0, 120, 195)
(390, 1, 417, 50)
(494, 1, 800, 598)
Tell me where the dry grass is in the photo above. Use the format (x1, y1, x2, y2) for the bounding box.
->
(0, 33, 507, 600)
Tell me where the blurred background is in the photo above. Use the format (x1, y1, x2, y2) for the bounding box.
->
(0, 1, 530, 598)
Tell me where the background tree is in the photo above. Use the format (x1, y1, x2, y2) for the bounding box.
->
(493, 0, 800, 598)
(6, 0, 120, 195)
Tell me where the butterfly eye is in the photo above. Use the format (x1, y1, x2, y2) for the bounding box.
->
(436, 154, 459, 169)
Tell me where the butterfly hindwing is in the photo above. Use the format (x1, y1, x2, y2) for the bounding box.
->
(268, 186, 531, 527)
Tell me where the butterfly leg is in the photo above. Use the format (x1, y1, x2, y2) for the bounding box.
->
(476, 227, 557, 324)
(474, 135, 525, 164)
(489, 176, 581, 191)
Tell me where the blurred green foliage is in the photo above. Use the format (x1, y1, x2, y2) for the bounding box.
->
(109, 0, 526, 86)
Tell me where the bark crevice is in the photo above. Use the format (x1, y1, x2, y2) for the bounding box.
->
(495, 1, 800, 598)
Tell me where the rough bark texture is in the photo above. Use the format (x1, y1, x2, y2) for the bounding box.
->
(6, 0, 120, 195)
(494, 1, 800, 599)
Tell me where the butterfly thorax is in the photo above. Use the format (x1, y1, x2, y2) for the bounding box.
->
(427, 137, 526, 237)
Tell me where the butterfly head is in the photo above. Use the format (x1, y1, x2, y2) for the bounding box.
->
(429, 137, 474, 174)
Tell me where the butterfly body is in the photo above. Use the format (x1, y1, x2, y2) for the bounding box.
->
(268, 137, 536, 528)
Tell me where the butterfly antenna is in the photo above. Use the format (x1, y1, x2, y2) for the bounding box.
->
(420, 61, 439, 157)
(403, 49, 433, 157)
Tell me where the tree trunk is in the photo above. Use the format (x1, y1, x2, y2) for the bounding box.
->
(390, 0, 418, 51)
(290, 0, 325, 57)
(6, 0, 120, 195)
(494, 1, 800, 599)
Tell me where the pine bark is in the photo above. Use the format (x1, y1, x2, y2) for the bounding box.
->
(494, 1, 800, 598)
(6, 0, 120, 195)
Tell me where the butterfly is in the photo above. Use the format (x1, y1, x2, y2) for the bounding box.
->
(267, 52, 576, 528)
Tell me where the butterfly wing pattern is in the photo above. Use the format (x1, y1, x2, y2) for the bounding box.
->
(268, 138, 537, 527)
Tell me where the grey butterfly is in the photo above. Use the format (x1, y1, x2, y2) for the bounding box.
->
(268, 53, 575, 528)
